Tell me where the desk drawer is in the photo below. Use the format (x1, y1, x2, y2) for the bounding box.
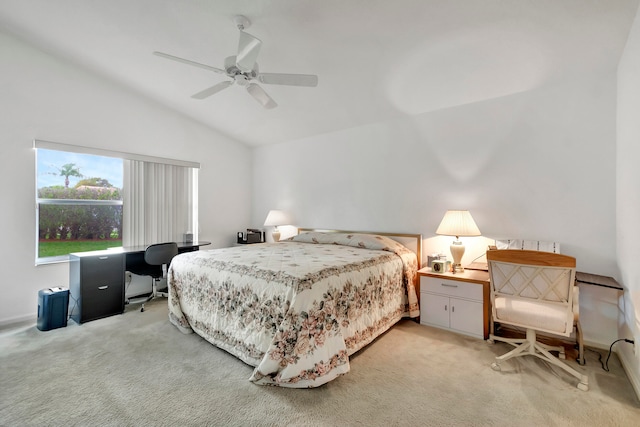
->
(421, 276, 483, 301)
(82, 279, 123, 305)
(80, 254, 123, 285)
(70, 252, 125, 323)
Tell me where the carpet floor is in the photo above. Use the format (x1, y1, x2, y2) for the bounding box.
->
(1, 299, 639, 427)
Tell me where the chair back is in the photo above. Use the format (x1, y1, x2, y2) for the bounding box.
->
(145, 242, 179, 267)
(487, 249, 576, 336)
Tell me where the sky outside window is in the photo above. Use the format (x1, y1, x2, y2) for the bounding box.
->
(37, 149, 123, 189)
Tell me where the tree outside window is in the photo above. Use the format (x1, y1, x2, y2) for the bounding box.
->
(36, 149, 123, 262)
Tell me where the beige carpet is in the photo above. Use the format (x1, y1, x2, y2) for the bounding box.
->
(1, 299, 639, 427)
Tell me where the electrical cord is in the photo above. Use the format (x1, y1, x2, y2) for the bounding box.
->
(67, 291, 78, 322)
(124, 272, 133, 303)
(470, 245, 498, 264)
(470, 252, 487, 263)
(595, 338, 635, 372)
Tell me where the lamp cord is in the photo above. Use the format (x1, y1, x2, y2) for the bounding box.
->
(470, 251, 488, 263)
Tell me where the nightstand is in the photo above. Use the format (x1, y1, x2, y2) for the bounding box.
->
(418, 268, 490, 339)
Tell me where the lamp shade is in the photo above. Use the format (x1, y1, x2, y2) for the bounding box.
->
(263, 210, 289, 227)
(435, 210, 481, 238)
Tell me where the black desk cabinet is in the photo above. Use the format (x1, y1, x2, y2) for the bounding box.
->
(69, 251, 125, 324)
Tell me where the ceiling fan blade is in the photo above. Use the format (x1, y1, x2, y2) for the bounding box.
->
(191, 81, 233, 99)
(258, 73, 318, 87)
(153, 51, 225, 74)
(246, 83, 277, 109)
(236, 31, 262, 73)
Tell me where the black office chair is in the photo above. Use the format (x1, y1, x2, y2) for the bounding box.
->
(137, 242, 179, 312)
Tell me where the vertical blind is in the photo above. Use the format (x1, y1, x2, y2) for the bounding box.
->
(123, 160, 198, 247)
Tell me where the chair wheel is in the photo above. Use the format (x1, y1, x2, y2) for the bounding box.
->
(491, 362, 501, 371)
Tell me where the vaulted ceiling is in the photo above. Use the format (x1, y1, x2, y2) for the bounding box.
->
(1, 0, 638, 147)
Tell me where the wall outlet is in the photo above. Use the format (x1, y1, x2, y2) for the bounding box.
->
(628, 337, 638, 356)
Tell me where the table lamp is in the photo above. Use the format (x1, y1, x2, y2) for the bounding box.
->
(263, 209, 289, 242)
(435, 210, 481, 273)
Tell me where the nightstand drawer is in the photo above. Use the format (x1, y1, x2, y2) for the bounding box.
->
(420, 276, 483, 301)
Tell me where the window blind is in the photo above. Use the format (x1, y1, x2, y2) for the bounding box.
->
(123, 160, 198, 247)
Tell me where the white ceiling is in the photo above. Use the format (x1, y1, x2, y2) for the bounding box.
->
(0, 0, 638, 147)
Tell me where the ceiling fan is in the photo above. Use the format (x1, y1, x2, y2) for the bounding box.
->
(153, 15, 318, 109)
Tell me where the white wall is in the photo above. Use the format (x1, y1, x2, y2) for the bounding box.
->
(253, 72, 620, 347)
(0, 31, 252, 325)
(616, 4, 640, 398)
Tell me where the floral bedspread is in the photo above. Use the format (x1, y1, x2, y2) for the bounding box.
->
(167, 233, 419, 388)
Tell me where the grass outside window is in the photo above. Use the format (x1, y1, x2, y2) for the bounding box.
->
(38, 240, 123, 258)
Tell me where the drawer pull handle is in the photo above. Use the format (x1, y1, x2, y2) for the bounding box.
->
(98, 256, 109, 260)
(441, 283, 458, 288)
(98, 285, 109, 290)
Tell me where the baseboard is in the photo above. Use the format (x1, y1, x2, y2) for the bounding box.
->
(617, 346, 640, 402)
(0, 315, 35, 332)
(583, 339, 612, 351)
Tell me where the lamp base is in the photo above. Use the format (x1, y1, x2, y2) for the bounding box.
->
(450, 240, 465, 273)
(272, 230, 281, 242)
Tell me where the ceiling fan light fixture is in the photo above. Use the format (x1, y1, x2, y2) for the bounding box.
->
(235, 75, 249, 86)
(153, 15, 318, 109)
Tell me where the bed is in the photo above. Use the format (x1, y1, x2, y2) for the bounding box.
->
(167, 229, 422, 388)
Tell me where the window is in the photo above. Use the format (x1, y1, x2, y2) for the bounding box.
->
(35, 140, 199, 265)
(36, 148, 123, 263)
